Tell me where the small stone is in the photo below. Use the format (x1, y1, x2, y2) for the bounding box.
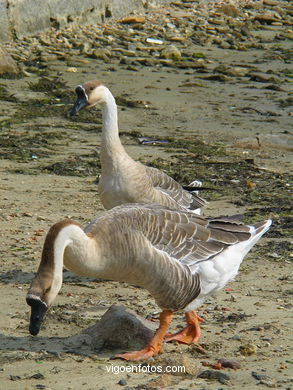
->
(161, 45, 181, 61)
(146, 38, 164, 45)
(213, 64, 245, 77)
(218, 358, 241, 370)
(241, 26, 251, 37)
(91, 49, 111, 60)
(79, 42, 92, 55)
(239, 343, 258, 356)
(0, 46, 19, 74)
(23, 212, 33, 217)
(118, 379, 127, 386)
(10, 375, 21, 381)
(120, 16, 145, 24)
(66, 67, 78, 73)
(37, 216, 47, 221)
(219, 41, 231, 49)
(254, 14, 280, 24)
(147, 374, 172, 389)
(249, 73, 271, 83)
(204, 74, 230, 82)
(251, 371, 277, 388)
(198, 370, 230, 384)
(217, 4, 240, 17)
(30, 373, 45, 379)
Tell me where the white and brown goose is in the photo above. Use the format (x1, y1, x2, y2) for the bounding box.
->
(26, 204, 271, 361)
(70, 81, 206, 214)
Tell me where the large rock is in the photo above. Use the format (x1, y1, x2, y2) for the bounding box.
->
(82, 304, 158, 351)
(0, 0, 170, 42)
(0, 1, 11, 41)
(0, 46, 19, 74)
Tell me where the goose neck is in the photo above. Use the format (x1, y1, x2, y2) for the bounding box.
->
(100, 92, 125, 158)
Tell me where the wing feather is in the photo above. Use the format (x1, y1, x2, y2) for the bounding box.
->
(87, 204, 253, 270)
(146, 166, 207, 211)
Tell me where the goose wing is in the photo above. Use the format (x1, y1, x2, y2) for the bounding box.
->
(145, 166, 207, 211)
(88, 204, 251, 268)
(138, 206, 251, 265)
(84, 205, 256, 311)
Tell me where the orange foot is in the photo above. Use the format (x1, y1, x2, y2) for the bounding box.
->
(115, 345, 161, 361)
(114, 310, 173, 361)
(165, 310, 204, 344)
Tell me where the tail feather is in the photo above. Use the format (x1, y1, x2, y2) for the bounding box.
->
(254, 219, 272, 235)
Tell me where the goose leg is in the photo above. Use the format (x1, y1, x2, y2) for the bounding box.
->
(165, 310, 204, 344)
(115, 310, 173, 361)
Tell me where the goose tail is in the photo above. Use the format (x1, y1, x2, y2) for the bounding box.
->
(243, 219, 272, 256)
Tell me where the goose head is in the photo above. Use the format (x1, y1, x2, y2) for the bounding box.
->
(26, 293, 48, 336)
(26, 271, 62, 335)
(26, 221, 67, 336)
(70, 80, 107, 115)
(26, 269, 63, 335)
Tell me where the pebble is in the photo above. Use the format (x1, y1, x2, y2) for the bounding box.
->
(146, 38, 164, 45)
(66, 67, 78, 73)
(120, 16, 145, 24)
(198, 370, 230, 384)
(218, 358, 241, 370)
(3, 0, 291, 76)
(251, 372, 277, 387)
(146, 374, 172, 389)
(239, 343, 258, 356)
(160, 45, 181, 61)
(0, 46, 19, 74)
(91, 48, 111, 60)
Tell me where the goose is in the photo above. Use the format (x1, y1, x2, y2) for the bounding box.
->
(70, 80, 207, 214)
(26, 204, 271, 361)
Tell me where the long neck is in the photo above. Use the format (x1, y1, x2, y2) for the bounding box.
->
(33, 222, 110, 306)
(58, 225, 107, 278)
(100, 89, 127, 164)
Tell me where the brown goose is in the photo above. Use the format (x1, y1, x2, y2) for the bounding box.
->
(26, 204, 271, 361)
(70, 81, 207, 214)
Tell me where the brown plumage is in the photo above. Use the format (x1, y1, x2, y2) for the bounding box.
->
(26, 204, 271, 360)
(70, 81, 207, 214)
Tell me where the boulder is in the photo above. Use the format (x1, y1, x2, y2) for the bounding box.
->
(82, 304, 158, 351)
(0, 46, 19, 74)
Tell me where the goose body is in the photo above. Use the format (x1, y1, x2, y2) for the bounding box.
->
(70, 81, 207, 213)
(26, 204, 271, 360)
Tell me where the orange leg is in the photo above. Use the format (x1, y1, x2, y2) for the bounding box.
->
(165, 310, 204, 344)
(115, 310, 173, 361)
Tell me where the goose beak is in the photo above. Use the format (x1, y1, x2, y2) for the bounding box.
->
(70, 95, 88, 116)
(26, 295, 48, 336)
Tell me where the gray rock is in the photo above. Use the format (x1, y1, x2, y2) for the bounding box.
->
(0, 46, 19, 74)
(198, 370, 230, 384)
(91, 48, 111, 60)
(82, 304, 157, 351)
(161, 45, 181, 61)
(0, 1, 11, 42)
(1, 0, 170, 42)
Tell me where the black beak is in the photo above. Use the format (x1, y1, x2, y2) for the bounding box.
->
(70, 86, 88, 116)
(26, 296, 48, 336)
